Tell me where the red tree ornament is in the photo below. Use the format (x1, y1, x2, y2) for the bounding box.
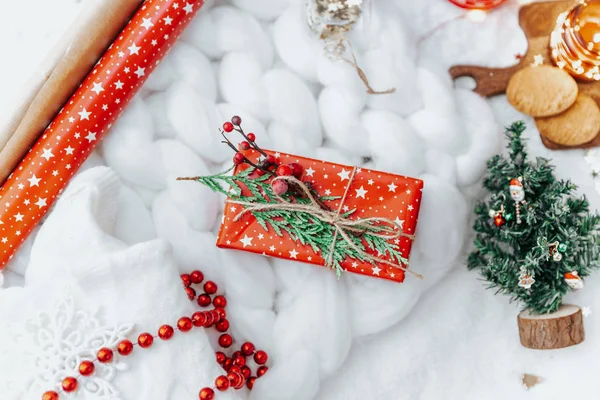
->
(448, 0, 506, 10)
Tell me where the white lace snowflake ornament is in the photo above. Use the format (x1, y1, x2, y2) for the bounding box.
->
(1, 288, 133, 399)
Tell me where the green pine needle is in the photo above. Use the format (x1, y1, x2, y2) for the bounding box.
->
(469, 122, 600, 314)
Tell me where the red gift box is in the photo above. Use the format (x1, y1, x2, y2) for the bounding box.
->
(216, 150, 423, 283)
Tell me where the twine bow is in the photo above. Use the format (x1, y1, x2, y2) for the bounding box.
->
(228, 167, 422, 279)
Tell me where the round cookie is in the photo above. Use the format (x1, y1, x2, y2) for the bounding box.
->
(507, 66, 578, 117)
(535, 94, 600, 146)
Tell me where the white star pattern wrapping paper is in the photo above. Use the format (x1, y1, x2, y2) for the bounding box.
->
(0, 0, 206, 267)
(3, 0, 600, 399)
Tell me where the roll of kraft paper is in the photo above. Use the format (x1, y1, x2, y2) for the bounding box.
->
(0, 0, 206, 268)
(0, 0, 145, 184)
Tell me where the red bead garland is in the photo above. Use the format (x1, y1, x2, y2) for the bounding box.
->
(42, 269, 269, 399)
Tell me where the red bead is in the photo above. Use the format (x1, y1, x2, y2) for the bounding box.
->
(231, 116, 242, 126)
(97, 348, 113, 363)
(215, 375, 230, 391)
(216, 319, 229, 332)
(159, 324, 175, 340)
(181, 273, 191, 287)
(117, 340, 133, 356)
(265, 155, 275, 164)
(210, 310, 221, 323)
(276, 165, 293, 177)
(254, 350, 268, 365)
(203, 311, 215, 327)
(241, 342, 255, 356)
(79, 360, 95, 376)
(247, 377, 256, 390)
(247, 133, 256, 142)
(257, 366, 268, 377)
(199, 387, 215, 400)
(229, 365, 242, 374)
(233, 152, 245, 165)
(204, 281, 218, 295)
(197, 294, 211, 307)
(192, 311, 206, 327)
(42, 391, 60, 400)
(228, 371, 245, 390)
(289, 162, 304, 178)
(216, 351, 226, 364)
(239, 141, 251, 150)
(213, 295, 227, 308)
(233, 355, 246, 367)
(190, 270, 204, 284)
(223, 122, 234, 133)
(222, 357, 233, 371)
(241, 366, 251, 379)
(214, 307, 226, 321)
(219, 333, 233, 348)
(186, 287, 197, 300)
(232, 350, 241, 359)
(177, 317, 193, 332)
(138, 333, 154, 348)
(62, 377, 78, 393)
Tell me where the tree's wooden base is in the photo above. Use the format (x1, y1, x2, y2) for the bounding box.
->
(518, 304, 584, 350)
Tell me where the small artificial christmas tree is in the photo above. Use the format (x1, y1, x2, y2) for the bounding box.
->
(468, 122, 600, 348)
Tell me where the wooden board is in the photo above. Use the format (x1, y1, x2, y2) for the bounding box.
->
(517, 304, 584, 349)
(449, 0, 600, 150)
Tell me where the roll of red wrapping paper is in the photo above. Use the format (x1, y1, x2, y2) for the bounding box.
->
(0, 0, 206, 268)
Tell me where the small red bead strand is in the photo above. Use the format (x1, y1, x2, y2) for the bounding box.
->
(42, 268, 269, 399)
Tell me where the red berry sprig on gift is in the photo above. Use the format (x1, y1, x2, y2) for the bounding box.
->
(216, 116, 330, 210)
(42, 270, 268, 400)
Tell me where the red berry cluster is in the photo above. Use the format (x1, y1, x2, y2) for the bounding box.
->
(42, 270, 268, 400)
(220, 116, 306, 196)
